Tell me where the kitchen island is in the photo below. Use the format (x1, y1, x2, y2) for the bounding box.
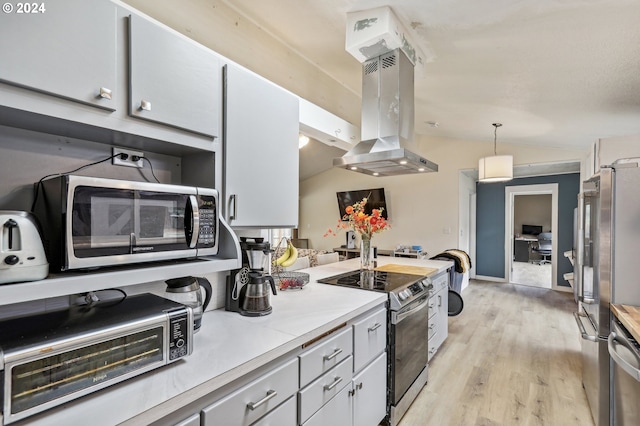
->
(15, 257, 451, 426)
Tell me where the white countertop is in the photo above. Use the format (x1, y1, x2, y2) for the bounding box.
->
(18, 257, 451, 426)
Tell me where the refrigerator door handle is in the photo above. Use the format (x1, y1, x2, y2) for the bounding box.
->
(608, 332, 640, 382)
(574, 311, 598, 342)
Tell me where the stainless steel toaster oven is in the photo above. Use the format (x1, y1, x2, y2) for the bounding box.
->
(0, 293, 193, 425)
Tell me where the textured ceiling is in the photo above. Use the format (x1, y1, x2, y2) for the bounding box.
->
(224, 0, 640, 179)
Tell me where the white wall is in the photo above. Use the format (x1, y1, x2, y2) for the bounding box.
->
(300, 135, 584, 256)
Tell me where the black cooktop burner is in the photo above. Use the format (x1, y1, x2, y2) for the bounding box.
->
(317, 269, 422, 293)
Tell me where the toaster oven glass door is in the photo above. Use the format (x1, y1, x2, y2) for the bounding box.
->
(10, 326, 164, 416)
(71, 186, 192, 258)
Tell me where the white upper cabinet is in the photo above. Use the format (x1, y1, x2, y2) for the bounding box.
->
(223, 63, 299, 228)
(128, 14, 220, 138)
(0, 0, 117, 110)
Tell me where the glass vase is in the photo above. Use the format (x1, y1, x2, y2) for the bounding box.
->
(360, 236, 373, 270)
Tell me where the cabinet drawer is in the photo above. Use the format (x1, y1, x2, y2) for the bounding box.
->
(432, 272, 449, 292)
(201, 358, 298, 426)
(428, 315, 438, 342)
(299, 355, 353, 424)
(302, 383, 352, 426)
(299, 327, 353, 387)
(353, 307, 387, 373)
(251, 395, 297, 426)
(428, 297, 438, 319)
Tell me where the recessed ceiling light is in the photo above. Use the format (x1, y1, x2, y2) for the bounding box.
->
(399, 160, 407, 165)
(350, 166, 358, 170)
(418, 168, 425, 172)
(373, 172, 379, 176)
(426, 121, 439, 128)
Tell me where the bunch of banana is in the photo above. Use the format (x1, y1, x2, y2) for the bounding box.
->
(275, 239, 299, 268)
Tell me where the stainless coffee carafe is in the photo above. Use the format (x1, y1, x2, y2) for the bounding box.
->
(241, 273, 277, 315)
(225, 237, 277, 316)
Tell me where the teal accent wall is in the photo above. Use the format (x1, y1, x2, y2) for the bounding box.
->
(476, 173, 580, 287)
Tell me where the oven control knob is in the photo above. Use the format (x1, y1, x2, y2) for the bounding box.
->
(4, 255, 19, 265)
(400, 289, 411, 300)
(398, 291, 408, 301)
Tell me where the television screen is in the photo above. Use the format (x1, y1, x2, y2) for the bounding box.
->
(522, 224, 543, 236)
(336, 188, 388, 220)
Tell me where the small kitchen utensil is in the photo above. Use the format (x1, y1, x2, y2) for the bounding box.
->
(0, 211, 48, 285)
(164, 276, 212, 331)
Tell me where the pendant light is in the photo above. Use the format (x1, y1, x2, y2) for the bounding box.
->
(478, 123, 513, 182)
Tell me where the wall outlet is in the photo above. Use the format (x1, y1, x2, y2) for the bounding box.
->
(112, 147, 144, 168)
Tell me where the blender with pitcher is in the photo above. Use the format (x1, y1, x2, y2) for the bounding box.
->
(225, 237, 277, 316)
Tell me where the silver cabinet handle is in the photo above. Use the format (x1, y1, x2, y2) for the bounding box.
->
(99, 87, 112, 100)
(323, 348, 343, 361)
(574, 311, 598, 342)
(229, 194, 237, 220)
(429, 347, 436, 355)
(323, 376, 343, 391)
(356, 382, 363, 390)
(608, 332, 640, 381)
(368, 323, 382, 332)
(581, 297, 596, 305)
(438, 295, 442, 307)
(140, 100, 151, 111)
(247, 389, 277, 410)
(429, 323, 436, 330)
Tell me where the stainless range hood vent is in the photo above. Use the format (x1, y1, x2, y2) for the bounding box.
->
(334, 49, 438, 177)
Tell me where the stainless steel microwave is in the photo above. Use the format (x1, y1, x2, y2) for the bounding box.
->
(33, 175, 219, 271)
(0, 293, 193, 425)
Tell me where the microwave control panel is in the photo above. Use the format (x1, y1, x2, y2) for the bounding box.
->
(197, 195, 217, 246)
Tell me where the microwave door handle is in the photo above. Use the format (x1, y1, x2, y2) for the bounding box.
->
(186, 195, 200, 249)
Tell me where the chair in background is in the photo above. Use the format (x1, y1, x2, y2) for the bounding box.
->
(283, 256, 310, 271)
(531, 232, 552, 265)
(316, 252, 340, 266)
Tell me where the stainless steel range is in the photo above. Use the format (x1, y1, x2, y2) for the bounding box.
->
(317, 269, 435, 425)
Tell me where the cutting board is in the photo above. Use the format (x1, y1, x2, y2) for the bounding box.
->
(611, 304, 640, 342)
(374, 264, 438, 276)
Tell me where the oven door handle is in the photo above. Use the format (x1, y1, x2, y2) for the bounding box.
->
(394, 296, 429, 324)
(608, 332, 640, 382)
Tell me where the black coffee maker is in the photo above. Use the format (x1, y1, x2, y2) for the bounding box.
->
(225, 237, 277, 316)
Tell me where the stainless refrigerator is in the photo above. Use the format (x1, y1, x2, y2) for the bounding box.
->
(574, 158, 640, 426)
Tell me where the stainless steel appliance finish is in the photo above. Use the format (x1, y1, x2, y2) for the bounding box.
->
(0, 293, 193, 425)
(333, 49, 438, 177)
(609, 320, 640, 425)
(574, 158, 640, 426)
(0, 211, 48, 284)
(164, 276, 212, 331)
(33, 175, 219, 271)
(317, 269, 437, 425)
(225, 237, 277, 317)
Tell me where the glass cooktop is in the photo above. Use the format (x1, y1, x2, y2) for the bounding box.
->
(316, 269, 423, 294)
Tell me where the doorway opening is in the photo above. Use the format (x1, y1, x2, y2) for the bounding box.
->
(505, 184, 559, 289)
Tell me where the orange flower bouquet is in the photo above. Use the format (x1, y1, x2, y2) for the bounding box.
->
(324, 197, 389, 269)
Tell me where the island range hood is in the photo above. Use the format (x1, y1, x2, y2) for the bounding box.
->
(335, 7, 438, 177)
(334, 49, 438, 176)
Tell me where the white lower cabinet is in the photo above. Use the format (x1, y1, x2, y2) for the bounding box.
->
(201, 358, 299, 426)
(302, 352, 387, 426)
(352, 352, 387, 426)
(173, 413, 200, 426)
(299, 356, 353, 423)
(251, 395, 297, 426)
(428, 272, 449, 362)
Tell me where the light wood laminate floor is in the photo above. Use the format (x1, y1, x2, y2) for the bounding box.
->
(398, 280, 593, 426)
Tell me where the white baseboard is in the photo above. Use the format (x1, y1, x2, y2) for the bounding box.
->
(474, 275, 508, 282)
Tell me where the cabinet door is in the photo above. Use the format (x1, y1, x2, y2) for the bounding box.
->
(303, 383, 352, 426)
(0, 0, 117, 110)
(129, 14, 220, 137)
(223, 64, 299, 228)
(353, 352, 387, 426)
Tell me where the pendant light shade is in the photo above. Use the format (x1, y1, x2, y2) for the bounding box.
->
(478, 123, 513, 182)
